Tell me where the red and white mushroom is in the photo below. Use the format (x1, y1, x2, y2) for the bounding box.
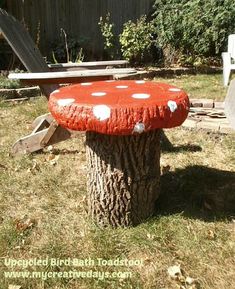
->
(48, 80, 189, 227)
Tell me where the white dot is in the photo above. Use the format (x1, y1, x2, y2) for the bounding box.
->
(133, 122, 145, 133)
(91, 92, 107, 97)
(116, 85, 128, 89)
(135, 80, 145, 84)
(51, 89, 60, 95)
(57, 98, 75, 106)
(93, 105, 111, 121)
(105, 80, 115, 83)
(132, 93, 150, 99)
(167, 100, 178, 112)
(81, 82, 92, 86)
(169, 88, 181, 92)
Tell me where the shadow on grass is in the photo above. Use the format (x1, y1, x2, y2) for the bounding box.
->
(160, 131, 202, 153)
(156, 165, 235, 221)
(41, 149, 82, 155)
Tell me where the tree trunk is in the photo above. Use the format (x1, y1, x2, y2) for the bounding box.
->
(85, 129, 161, 227)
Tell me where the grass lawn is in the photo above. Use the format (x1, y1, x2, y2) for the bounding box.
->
(0, 74, 234, 289)
(154, 73, 229, 101)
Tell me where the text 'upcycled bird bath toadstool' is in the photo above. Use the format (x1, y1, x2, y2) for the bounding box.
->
(48, 80, 189, 227)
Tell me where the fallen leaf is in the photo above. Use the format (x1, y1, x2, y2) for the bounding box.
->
(15, 216, 36, 232)
(47, 154, 60, 165)
(207, 230, 216, 240)
(47, 154, 56, 161)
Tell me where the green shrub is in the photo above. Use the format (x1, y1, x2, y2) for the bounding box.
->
(119, 16, 158, 64)
(153, 0, 235, 65)
(98, 13, 118, 59)
(0, 75, 21, 89)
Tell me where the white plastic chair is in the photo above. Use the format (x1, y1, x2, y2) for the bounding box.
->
(222, 34, 235, 86)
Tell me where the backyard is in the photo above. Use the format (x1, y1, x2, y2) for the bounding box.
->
(0, 74, 234, 289)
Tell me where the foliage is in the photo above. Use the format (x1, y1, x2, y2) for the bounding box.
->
(51, 29, 87, 63)
(98, 14, 159, 64)
(98, 13, 118, 59)
(119, 16, 158, 64)
(0, 75, 21, 89)
(153, 0, 235, 66)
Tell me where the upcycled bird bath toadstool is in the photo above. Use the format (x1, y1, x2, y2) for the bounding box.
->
(48, 80, 189, 227)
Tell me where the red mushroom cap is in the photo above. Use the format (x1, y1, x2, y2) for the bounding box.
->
(48, 80, 190, 135)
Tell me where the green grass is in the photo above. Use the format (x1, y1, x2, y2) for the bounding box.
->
(0, 75, 235, 289)
(154, 73, 233, 101)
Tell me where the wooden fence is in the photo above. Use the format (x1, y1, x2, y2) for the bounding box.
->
(6, 0, 154, 60)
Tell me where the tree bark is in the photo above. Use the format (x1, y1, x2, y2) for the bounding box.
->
(85, 129, 161, 227)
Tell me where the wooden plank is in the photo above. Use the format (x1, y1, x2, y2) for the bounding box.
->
(12, 123, 71, 154)
(12, 128, 50, 154)
(31, 113, 54, 129)
(49, 60, 128, 68)
(9, 68, 136, 78)
(40, 120, 59, 147)
(31, 118, 50, 135)
(8, 68, 136, 84)
(48, 60, 128, 72)
(13, 75, 114, 85)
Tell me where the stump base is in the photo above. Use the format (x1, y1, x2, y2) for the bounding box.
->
(86, 130, 161, 227)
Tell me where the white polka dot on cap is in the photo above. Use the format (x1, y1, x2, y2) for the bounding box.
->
(133, 122, 145, 133)
(57, 98, 75, 106)
(132, 93, 150, 99)
(116, 85, 128, 89)
(81, 82, 92, 86)
(169, 88, 181, 92)
(135, 80, 145, 84)
(93, 105, 111, 121)
(92, 92, 107, 97)
(167, 100, 178, 112)
(52, 89, 60, 95)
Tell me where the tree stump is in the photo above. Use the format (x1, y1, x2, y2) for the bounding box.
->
(86, 129, 161, 227)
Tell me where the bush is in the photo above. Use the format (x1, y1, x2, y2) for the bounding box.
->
(98, 15, 159, 64)
(153, 0, 235, 65)
(0, 76, 21, 89)
(98, 13, 118, 59)
(119, 16, 158, 64)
